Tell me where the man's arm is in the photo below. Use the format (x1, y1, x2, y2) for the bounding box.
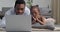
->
(1, 8, 13, 27)
(5, 8, 14, 15)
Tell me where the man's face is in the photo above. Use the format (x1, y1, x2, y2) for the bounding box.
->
(15, 4, 25, 15)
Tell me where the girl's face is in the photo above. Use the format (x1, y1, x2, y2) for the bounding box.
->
(32, 7, 40, 16)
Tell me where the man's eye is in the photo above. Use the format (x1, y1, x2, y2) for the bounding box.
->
(20, 8, 24, 10)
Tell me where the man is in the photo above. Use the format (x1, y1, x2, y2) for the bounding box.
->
(6, 0, 30, 15)
(0, 0, 30, 27)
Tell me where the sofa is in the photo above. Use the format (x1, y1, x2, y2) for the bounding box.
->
(40, 7, 52, 18)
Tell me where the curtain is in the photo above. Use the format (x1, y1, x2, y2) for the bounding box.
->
(51, 0, 60, 24)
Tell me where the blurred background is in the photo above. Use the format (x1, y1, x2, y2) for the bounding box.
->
(0, 0, 60, 24)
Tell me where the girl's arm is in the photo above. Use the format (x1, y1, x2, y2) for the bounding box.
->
(36, 16, 47, 25)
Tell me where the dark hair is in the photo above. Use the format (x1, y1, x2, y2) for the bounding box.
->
(14, 0, 26, 7)
(30, 5, 41, 15)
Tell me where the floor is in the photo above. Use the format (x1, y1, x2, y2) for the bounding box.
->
(0, 25, 60, 32)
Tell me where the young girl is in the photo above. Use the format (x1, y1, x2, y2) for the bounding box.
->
(30, 5, 55, 30)
(30, 5, 46, 25)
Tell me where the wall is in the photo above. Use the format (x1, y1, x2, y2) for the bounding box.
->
(25, 0, 51, 8)
(0, 0, 16, 11)
(0, 0, 51, 11)
(32, 0, 50, 7)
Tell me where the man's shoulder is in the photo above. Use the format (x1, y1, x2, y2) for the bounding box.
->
(24, 6, 30, 15)
(5, 8, 14, 15)
(25, 6, 30, 10)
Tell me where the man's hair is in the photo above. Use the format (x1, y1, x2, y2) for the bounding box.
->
(14, 0, 26, 7)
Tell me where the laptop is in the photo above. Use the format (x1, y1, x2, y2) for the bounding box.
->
(5, 15, 31, 32)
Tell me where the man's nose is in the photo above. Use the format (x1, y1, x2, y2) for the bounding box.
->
(19, 10, 23, 12)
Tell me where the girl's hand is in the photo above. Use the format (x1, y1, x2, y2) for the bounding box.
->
(36, 18, 41, 22)
(32, 17, 37, 24)
(36, 18, 45, 25)
(33, 17, 36, 21)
